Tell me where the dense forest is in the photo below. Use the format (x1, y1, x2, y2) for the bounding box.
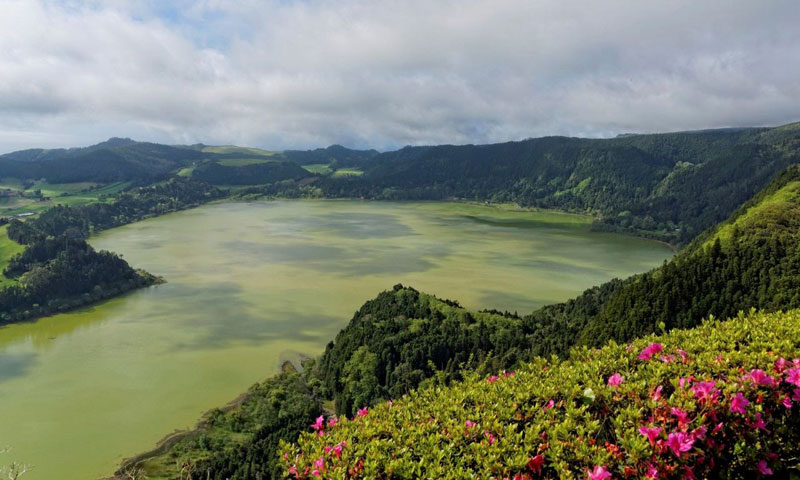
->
(125, 163, 800, 479)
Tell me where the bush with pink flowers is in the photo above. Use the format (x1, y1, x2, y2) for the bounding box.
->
(281, 309, 800, 478)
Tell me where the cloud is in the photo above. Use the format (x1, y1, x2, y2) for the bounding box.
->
(0, 0, 798, 152)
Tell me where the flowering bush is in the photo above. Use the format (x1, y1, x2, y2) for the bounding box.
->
(281, 309, 800, 478)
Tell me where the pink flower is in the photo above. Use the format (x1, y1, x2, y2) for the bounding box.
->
(327, 417, 338, 427)
(679, 376, 694, 389)
(661, 354, 676, 364)
(503, 370, 516, 378)
(324, 445, 332, 454)
(744, 369, 777, 388)
(666, 432, 695, 457)
(543, 399, 554, 411)
(646, 463, 659, 479)
(671, 407, 691, 428)
(332, 442, 345, 459)
(730, 392, 750, 414)
(465, 420, 476, 429)
(691, 425, 707, 441)
(311, 415, 325, 431)
(782, 395, 793, 409)
(793, 388, 800, 402)
(639, 343, 664, 361)
(487, 375, 500, 383)
(650, 385, 663, 402)
(715, 355, 724, 362)
(387, 400, 393, 407)
(527, 454, 545, 474)
(785, 368, 800, 387)
(288, 465, 298, 475)
(638, 426, 661, 445)
(483, 430, 496, 445)
(311, 469, 320, 477)
(357, 406, 369, 417)
(676, 349, 689, 362)
(751, 412, 768, 432)
(757, 460, 773, 475)
(774, 357, 787, 373)
(587, 465, 612, 480)
(608, 372, 625, 387)
(692, 381, 719, 404)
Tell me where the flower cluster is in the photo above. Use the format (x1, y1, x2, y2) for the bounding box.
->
(281, 310, 800, 479)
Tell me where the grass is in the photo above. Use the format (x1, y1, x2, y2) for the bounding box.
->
(0, 225, 24, 286)
(302, 163, 333, 175)
(704, 180, 800, 248)
(177, 166, 196, 177)
(202, 145, 275, 157)
(0, 181, 131, 216)
(331, 168, 364, 177)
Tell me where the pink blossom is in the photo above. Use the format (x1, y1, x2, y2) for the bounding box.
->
(327, 417, 338, 427)
(527, 454, 545, 474)
(692, 381, 720, 404)
(782, 395, 793, 409)
(650, 385, 663, 401)
(357, 406, 369, 417)
(715, 355, 724, 362)
(324, 445, 332, 454)
(774, 357, 787, 373)
(638, 426, 661, 445)
(793, 388, 800, 402)
(757, 460, 773, 475)
(387, 400, 393, 407)
(465, 420, 476, 429)
(666, 431, 695, 457)
(639, 343, 664, 361)
(310, 415, 325, 431)
(543, 399, 554, 411)
(671, 407, 691, 428)
(332, 442, 345, 459)
(487, 375, 500, 383)
(311, 469, 320, 477)
(483, 430, 496, 445)
(679, 376, 694, 389)
(587, 465, 612, 480)
(785, 368, 800, 387)
(712, 422, 724, 434)
(503, 370, 516, 378)
(676, 349, 689, 362)
(608, 372, 625, 387)
(751, 412, 769, 432)
(691, 425, 707, 441)
(661, 354, 676, 364)
(744, 369, 777, 388)
(645, 463, 659, 479)
(288, 465, 298, 475)
(730, 392, 750, 414)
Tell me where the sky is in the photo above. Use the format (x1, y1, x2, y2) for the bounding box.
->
(0, 0, 798, 153)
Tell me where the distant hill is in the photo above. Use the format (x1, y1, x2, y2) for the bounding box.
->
(312, 123, 800, 245)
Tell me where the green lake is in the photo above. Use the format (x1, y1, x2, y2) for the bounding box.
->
(0, 200, 673, 479)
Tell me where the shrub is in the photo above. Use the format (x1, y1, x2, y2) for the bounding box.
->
(282, 309, 800, 479)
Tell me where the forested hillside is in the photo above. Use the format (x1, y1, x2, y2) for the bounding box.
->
(313, 123, 800, 245)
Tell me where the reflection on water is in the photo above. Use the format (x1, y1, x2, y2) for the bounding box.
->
(0, 200, 672, 479)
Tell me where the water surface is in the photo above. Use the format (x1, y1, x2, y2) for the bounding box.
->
(0, 200, 672, 479)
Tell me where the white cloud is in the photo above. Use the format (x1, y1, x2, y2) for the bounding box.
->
(0, 0, 798, 152)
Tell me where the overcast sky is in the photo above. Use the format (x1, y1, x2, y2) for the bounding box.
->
(0, 0, 798, 153)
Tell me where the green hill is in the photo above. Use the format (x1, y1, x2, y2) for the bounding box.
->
(283, 308, 800, 478)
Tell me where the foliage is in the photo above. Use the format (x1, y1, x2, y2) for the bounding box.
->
(191, 161, 309, 185)
(283, 309, 800, 479)
(124, 372, 323, 480)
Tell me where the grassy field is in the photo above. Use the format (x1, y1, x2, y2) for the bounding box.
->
(301, 163, 333, 175)
(201, 145, 275, 157)
(0, 181, 130, 216)
(0, 225, 24, 286)
(331, 167, 364, 177)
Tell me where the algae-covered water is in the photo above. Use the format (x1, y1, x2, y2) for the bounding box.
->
(0, 200, 673, 479)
